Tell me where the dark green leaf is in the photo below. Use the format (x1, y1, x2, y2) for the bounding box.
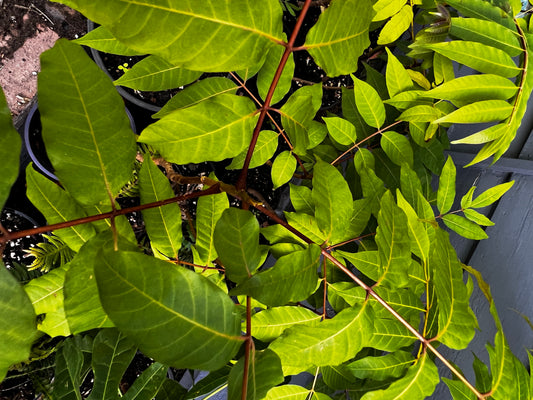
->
(139, 156, 182, 259)
(155, 379, 186, 400)
(139, 94, 258, 164)
(227, 349, 284, 400)
(214, 208, 261, 283)
(123, 363, 169, 400)
(95, 249, 242, 370)
(0, 87, 21, 210)
(54, 338, 84, 400)
(305, 0, 373, 76)
(38, 39, 137, 206)
(88, 328, 137, 400)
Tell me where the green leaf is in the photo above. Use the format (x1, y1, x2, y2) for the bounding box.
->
(305, 0, 373, 76)
(269, 305, 372, 375)
(385, 48, 415, 97)
(285, 212, 327, 244)
(265, 385, 332, 400)
(378, 5, 413, 45)
(74, 25, 144, 55)
(155, 379, 187, 400)
(280, 84, 322, 154)
(437, 156, 456, 215)
(346, 351, 414, 380)
(64, 233, 138, 335)
(0, 264, 37, 381)
(442, 214, 488, 240)
(336, 250, 381, 281)
(290, 184, 314, 215)
(359, 352, 439, 400)
(398, 105, 441, 122)
(95, 249, 242, 370)
(430, 230, 477, 349)
(139, 94, 258, 164)
(231, 245, 321, 306)
(342, 198, 372, 241)
(0, 87, 21, 210)
(422, 74, 518, 105)
(88, 328, 137, 400)
(214, 208, 261, 284)
(375, 191, 410, 288)
(443, 379, 478, 400)
(416, 41, 521, 77)
(227, 130, 278, 170)
(461, 187, 476, 209)
(250, 306, 321, 342)
(194, 191, 229, 266)
(323, 116, 357, 145)
(26, 166, 96, 252)
(351, 75, 386, 128)
(122, 362, 168, 400)
(373, 0, 404, 21)
(470, 181, 514, 208)
(114, 55, 202, 91)
(380, 131, 413, 167)
(24, 265, 70, 337)
(54, 337, 84, 400)
(227, 349, 284, 400)
(272, 151, 297, 189)
(153, 77, 238, 118)
(450, 17, 522, 57)
(463, 208, 494, 226)
(396, 191, 430, 262)
(257, 37, 295, 104)
(312, 159, 354, 244)
(438, 0, 515, 29)
(433, 52, 455, 85)
(67, 0, 284, 71)
(434, 100, 513, 124)
(139, 157, 182, 259)
(38, 39, 137, 206)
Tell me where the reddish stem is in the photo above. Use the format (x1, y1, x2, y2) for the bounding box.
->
(241, 296, 253, 400)
(236, 0, 314, 191)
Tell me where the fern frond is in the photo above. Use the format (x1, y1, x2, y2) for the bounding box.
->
(25, 234, 75, 273)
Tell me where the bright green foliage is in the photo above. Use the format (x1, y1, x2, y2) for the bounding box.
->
(139, 156, 182, 259)
(38, 39, 137, 206)
(227, 349, 283, 400)
(114, 56, 202, 91)
(0, 87, 21, 210)
(88, 328, 137, 400)
(0, 265, 36, 381)
(2, 0, 532, 398)
(95, 249, 242, 370)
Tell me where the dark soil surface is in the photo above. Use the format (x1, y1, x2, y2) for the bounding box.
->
(0, 0, 86, 65)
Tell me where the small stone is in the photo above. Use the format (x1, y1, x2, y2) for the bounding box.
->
(31, 71, 37, 76)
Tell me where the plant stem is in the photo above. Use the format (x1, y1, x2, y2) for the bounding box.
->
(241, 296, 253, 400)
(236, 0, 313, 191)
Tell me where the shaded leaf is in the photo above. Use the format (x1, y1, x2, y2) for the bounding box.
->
(67, 0, 284, 71)
(257, 37, 295, 104)
(0, 264, 37, 381)
(139, 94, 258, 164)
(231, 245, 321, 306)
(122, 362, 168, 400)
(290, 184, 314, 215)
(347, 351, 414, 381)
(227, 349, 283, 400)
(272, 151, 297, 189)
(336, 250, 381, 281)
(380, 131, 413, 167)
(0, 87, 21, 210)
(312, 159, 354, 243)
(250, 306, 321, 342)
(153, 77, 238, 118)
(95, 249, 242, 370)
(88, 328, 137, 400)
(396, 191, 430, 262)
(214, 208, 261, 283)
(54, 338, 84, 400)
(305, 0, 373, 76)
(139, 156, 182, 259)
(114, 55, 202, 91)
(39, 39, 136, 206)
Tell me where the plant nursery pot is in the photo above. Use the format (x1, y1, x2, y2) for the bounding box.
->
(24, 102, 137, 182)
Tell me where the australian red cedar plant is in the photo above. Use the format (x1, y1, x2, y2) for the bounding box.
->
(0, 0, 532, 399)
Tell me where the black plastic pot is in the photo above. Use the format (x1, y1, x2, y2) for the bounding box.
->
(24, 102, 137, 182)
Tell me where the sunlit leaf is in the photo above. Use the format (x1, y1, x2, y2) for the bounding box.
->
(272, 151, 297, 189)
(373, 0, 404, 22)
(305, 0, 373, 76)
(227, 130, 278, 170)
(442, 214, 488, 240)
(380, 131, 413, 167)
(433, 52, 455, 85)
(437, 156, 456, 215)
(385, 47, 414, 97)
(347, 351, 414, 381)
(65, 0, 285, 71)
(470, 181, 514, 208)
(323, 116, 357, 145)
(378, 5, 413, 45)
(463, 208, 494, 226)
(39, 39, 137, 206)
(114, 55, 202, 91)
(139, 94, 258, 164)
(396, 191, 430, 262)
(352, 75, 386, 128)
(139, 156, 182, 259)
(257, 36, 295, 104)
(95, 249, 242, 370)
(265, 385, 332, 400)
(398, 105, 441, 122)
(250, 307, 321, 342)
(74, 25, 143, 55)
(290, 184, 314, 215)
(434, 100, 513, 124)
